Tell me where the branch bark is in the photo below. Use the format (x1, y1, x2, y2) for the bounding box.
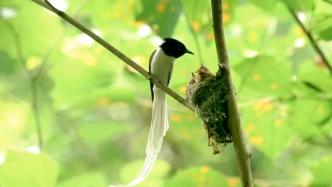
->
(286, 4, 332, 75)
(322, 0, 332, 7)
(211, 0, 253, 186)
(31, 0, 194, 112)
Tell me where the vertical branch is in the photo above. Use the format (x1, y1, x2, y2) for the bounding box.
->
(211, 0, 228, 67)
(210, 0, 253, 187)
(286, 4, 332, 75)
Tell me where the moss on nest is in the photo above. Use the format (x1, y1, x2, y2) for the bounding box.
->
(186, 66, 232, 154)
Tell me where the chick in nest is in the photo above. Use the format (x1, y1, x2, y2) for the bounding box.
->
(186, 66, 232, 154)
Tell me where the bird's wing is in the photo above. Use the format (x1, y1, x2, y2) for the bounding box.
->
(167, 63, 173, 85)
(149, 50, 156, 101)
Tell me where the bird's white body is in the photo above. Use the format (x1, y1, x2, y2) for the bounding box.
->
(110, 48, 175, 187)
(150, 48, 175, 84)
(146, 48, 174, 153)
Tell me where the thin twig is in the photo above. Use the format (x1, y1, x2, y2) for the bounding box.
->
(30, 0, 194, 112)
(286, 4, 332, 75)
(182, 1, 204, 65)
(1, 20, 44, 151)
(1, 0, 91, 151)
(211, 0, 253, 187)
(30, 81, 43, 151)
(2, 21, 27, 70)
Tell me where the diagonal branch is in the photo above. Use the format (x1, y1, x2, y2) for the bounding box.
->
(286, 4, 332, 75)
(30, 0, 194, 111)
(211, 0, 253, 187)
(322, 0, 332, 6)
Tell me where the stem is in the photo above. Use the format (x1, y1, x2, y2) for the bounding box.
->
(2, 0, 91, 151)
(2, 20, 44, 151)
(182, 1, 205, 65)
(286, 4, 332, 75)
(31, 80, 43, 151)
(211, 0, 253, 187)
(31, 0, 194, 112)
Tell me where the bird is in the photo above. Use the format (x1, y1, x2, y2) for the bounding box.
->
(111, 38, 193, 187)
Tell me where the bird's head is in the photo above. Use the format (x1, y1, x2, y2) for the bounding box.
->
(160, 37, 193, 58)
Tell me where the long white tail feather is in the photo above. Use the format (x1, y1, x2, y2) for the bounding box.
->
(110, 88, 168, 187)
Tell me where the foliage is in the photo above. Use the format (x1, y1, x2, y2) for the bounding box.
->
(0, 0, 332, 186)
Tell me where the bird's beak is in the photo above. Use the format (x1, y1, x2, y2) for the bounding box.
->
(186, 49, 194, 55)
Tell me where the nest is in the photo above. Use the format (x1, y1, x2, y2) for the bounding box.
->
(186, 66, 232, 154)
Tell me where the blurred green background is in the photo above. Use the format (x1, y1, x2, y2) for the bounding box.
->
(0, 0, 332, 186)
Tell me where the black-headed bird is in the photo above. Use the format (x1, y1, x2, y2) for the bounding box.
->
(111, 38, 193, 187)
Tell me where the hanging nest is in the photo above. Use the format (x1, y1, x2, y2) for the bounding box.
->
(186, 66, 232, 154)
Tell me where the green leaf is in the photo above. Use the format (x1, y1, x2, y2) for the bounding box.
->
(249, 0, 278, 12)
(241, 101, 294, 159)
(0, 102, 29, 148)
(234, 55, 292, 97)
(310, 157, 332, 186)
(56, 172, 107, 187)
(182, 0, 237, 44)
(116, 159, 170, 187)
(0, 51, 19, 75)
(313, 14, 332, 41)
(0, 151, 59, 187)
(182, 0, 210, 22)
(312, 1, 332, 41)
(135, 0, 182, 37)
(298, 67, 332, 94)
(280, 0, 315, 11)
(50, 57, 113, 109)
(165, 166, 240, 187)
(181, 0, 211, 33)
(287, 100, 331, 138)
(77, 121, 132, 145)
(0, 1, 63, 57)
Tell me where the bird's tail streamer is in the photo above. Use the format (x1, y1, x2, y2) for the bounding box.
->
(110, 88, 168, 187)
